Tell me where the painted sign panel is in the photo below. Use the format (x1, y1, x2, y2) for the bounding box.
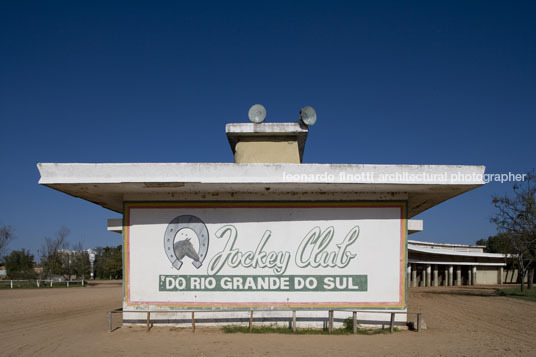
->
(124, 202, 407, 310)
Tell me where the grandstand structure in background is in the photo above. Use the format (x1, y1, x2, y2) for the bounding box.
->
(407, 240, 511, 287)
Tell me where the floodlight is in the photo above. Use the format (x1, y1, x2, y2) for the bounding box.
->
(299, 106, 317, 126)
(248, 104, 266, 124)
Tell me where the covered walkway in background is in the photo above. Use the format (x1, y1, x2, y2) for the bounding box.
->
(407, 240, 507, 287)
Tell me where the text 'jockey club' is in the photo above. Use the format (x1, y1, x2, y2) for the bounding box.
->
(207, 225, 360, 276)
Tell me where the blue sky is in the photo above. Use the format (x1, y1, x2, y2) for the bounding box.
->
(0, 1, 534, 257)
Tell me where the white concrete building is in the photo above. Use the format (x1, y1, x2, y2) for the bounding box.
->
(407, 240, 507, 287)
(37, 122, 486, 328)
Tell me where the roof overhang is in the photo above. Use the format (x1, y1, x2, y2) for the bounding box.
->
(408, 259, 506, 267)
(37, 162, 485, 218)
(408, 239, 485, 249)
(409, 245, 506, 259)
(408, 220, 423, 234)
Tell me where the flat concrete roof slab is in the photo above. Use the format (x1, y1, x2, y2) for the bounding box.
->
(37, 162, 485, 218)
(409, 245, 506, 259)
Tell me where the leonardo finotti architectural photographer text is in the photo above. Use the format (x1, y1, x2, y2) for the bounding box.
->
(282, 171, 527, 184)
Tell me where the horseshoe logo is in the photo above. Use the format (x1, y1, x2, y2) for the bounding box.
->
(164, 215, 209, 270)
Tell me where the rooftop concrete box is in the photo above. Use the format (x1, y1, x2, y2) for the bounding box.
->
(37, 123, 486, 328)
(226, 123, 308, 163)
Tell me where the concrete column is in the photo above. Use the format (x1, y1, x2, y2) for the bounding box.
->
(426, 265, 432, 287)
(456, 266, 462, 286)
(407, 264, 411, 288)
(443, 266, 448, 286)
(433, 265, 438, 287)
(448, 265, 454, 286)
(498, 266, 504, 285)
(468, 267, 472, 285)
(411, 264, 417, 288)
(472, 266, 477, 285)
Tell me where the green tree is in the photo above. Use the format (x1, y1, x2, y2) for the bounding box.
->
(476, 234, 512, 254)
(71, 243, 90, 280)
(5, 249, 36, 279)
(94, 245, 122, 279)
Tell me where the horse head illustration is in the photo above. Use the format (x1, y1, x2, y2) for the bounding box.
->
(164, 215, 209, 270)
(174, 238, 201, 263)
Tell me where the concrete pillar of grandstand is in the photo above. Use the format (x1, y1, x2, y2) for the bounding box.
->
(498, 267, 504, 285)
(425, 265, 432, 287)
(421, 265, 426, 287)
(433, 265, 438, 287)
(468, 267, 472, 285)
(407, 264, 411, 288)
(443, 266, 448, 286)
(472, 266, 477, 285)
(456, 266, 462, 286)
(411, 263, 417, 288)
(448, 265, 454, 286)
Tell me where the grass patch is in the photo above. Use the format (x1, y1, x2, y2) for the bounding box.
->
(496, 287, 536, 302)
(222, 324, 397, 335)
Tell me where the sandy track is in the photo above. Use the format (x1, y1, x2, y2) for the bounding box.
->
(0, 283, 535, 356)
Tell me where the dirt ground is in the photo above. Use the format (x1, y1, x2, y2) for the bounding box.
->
(1, 282, 535, 356)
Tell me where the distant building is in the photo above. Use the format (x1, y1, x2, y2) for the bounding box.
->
(407, 240, 512, 286)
